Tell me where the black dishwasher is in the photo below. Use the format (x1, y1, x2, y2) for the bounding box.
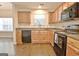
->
(22, 30, 31, 43)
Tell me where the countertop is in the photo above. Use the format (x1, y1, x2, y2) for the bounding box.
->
(16, 26, 79, 41)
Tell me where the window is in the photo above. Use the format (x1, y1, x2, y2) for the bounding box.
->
(0, 18, 13, 31)
(33, 10, 47, 26)
(34, 14, 45, 26)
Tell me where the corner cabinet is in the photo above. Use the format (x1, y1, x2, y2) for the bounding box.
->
(18, 11, 31, 25)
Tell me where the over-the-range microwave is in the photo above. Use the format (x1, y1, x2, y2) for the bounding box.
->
(61, 2, 79, 21)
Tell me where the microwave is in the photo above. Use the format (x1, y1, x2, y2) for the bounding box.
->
(61, 2, 79, 21)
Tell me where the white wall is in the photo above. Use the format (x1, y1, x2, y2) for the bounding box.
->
(12, 4, 18, 44)
(0, 31, 13, 38)
(0, 10, 12, 17)
(0, 6, 13, 41)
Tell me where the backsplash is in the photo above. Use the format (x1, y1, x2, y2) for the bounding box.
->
(51, 20, 79, 29)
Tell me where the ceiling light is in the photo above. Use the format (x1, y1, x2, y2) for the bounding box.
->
(38, 5, 42, 8)
(38, 4, 44, 9)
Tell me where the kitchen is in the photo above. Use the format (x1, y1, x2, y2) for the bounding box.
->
(12, 2, 79, 56)
(0, 2, 79, 56)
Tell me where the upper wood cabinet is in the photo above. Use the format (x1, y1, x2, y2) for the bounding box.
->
(63, 2, 75, 10)
(54, 10, 57, 23)
(63, 2, 69, 10)
(18, 11, 31, 25)
(58, 5, 63, 22)
(49, 12, 53, 24)
(68, 2, 75, 7)
(48, 2, 75, 24)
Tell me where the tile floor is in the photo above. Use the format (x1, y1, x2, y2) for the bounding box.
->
(15, 43, 56, 56)
(0, 38, 56, 56)
(0, 38, 15, 56)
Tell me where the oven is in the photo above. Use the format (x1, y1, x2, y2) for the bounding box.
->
(54, 32, 67, 56)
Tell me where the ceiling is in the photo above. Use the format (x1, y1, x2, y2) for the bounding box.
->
(13, 2, 62, 12)
(0, 2, 62, 12)
(0, 2, 12, 10)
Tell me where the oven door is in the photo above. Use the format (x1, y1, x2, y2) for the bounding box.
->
(54, 32, 67, 56)
(54, 33, 63, 49)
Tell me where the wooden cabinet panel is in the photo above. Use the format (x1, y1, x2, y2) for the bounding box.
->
(16, 29, 22, 44)
(50, 2, 75, 23)
(31, 30, 50, 43)
(63, 2, 69, 10)
(54, 10, 58, 23)
(66, 37, 79, 56)
(58, 5, 63, 22)
(18, 11, 31, 25)
(66, 44, 79, 56)
(49, 30, 54, 46)
(68, 2, 75, 7)
(49, 12, 54, 24)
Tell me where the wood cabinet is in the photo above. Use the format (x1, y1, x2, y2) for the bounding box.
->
(16, 29, 22, 44)
(49, 12, 54, 24)
(18, 11, 31, 25)
(66, 37, 79, 56)
(58, 5, 63, 22)
(68, 2, 75, 7)
(63, 2, 69, 10)
(49, 30, 54, 46)
(31, 30, 50, 43)
(66, 44, 79, 56)
(48, 2, 75, 24)
(54, 10, 58, 23)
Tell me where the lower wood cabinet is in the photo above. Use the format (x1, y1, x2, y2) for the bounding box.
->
(31, 30, 51, 43)
(66, 44, 79, 56)
(49, 30, 54, 46)
(16, 29, 54, 44)
(16, 29, 22, 44)
(66, 37, 79, 56)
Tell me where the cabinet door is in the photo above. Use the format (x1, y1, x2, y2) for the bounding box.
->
(48, 30, 54, 46)
(66, 44, 79, 56)
(18, 11, 31, 25)
(68, 2, 75, 7)
(31, 30, 41, 43)
(63, 2, 69, 10)
(16, 29, 22, 44)
(53, 10, 58, 23)
(52, 13, 54, 23)
(66, 37, 79, 56)
(31, 30, 50, 43)
(58, 5, 63, 22)
(40, 31, 49, 43)
(49, 12, 53, 24)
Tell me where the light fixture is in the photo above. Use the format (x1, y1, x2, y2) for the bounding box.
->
(38, 4, 44, 9)
(38, 5, 42, 8)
